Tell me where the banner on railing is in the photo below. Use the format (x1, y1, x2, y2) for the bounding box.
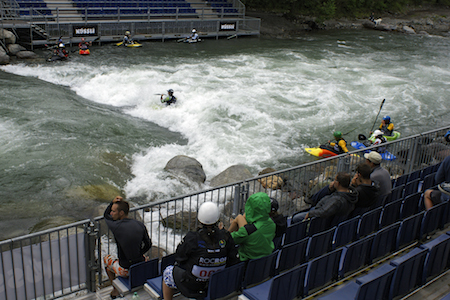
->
(219, 22, 236, 31)
(73, 25, 98, 36)
(0, 233, 86, 300)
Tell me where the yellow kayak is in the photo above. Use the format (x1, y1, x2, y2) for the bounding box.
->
(116, 41, 142, 47)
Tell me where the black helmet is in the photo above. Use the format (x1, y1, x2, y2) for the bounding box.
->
(168, 89, 174, 94)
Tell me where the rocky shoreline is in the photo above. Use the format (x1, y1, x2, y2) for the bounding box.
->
(249, 6, 450, 38)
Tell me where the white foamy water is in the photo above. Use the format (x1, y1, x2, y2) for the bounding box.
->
(1, 31, 450, 238)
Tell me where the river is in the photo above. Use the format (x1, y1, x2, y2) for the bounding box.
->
(0, 29, 449, 240)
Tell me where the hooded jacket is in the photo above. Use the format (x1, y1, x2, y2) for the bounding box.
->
(308, 187, 358, 219)
(231, 192, 276, 261)
(354, 180, 381, 208)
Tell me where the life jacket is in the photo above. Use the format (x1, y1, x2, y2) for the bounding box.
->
(333, 137, 347, 153)
(373, 136, 387, 153)
(380, 122, 393, 136)
(174, 228, 231, 296)
(79, 42, 88, 50)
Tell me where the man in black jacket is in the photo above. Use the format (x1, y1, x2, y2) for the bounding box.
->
(351, 163, 381, 208)
(103, 196, 152, 299)
(292, 172, 358, 222)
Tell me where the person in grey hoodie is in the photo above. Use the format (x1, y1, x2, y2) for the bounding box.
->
(292, 172, 358, 223)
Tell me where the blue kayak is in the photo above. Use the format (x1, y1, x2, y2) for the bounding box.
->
(350, 141, 396, 161)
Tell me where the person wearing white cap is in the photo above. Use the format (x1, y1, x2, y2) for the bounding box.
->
(364, 151, 392, 197)
(162, 202, 238, 300)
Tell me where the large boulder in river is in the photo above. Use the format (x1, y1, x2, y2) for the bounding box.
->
(0, 29, 16, 44)
(7, 44, 26, 55)
(210, 165, 252, 187)
(164, 155, 206, 184)
(16, 51, 38, 59)
(0, 47, 9, 65)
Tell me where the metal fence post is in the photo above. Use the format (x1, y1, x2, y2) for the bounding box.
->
(233, 182, 249, 217)
(84, 221, 98, 292)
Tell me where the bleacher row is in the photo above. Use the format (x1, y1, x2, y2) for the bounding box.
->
(111, 160, 450, 300)
(15, 0, 238, 17)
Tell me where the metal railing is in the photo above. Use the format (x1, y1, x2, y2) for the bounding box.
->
(1, 125, 449, 299)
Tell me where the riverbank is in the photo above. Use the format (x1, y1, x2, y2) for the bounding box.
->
(248, 5, 450, 38)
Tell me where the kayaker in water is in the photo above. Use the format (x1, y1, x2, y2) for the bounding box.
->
(320, 131, 349, 154)
(78, 38, 91, 51)
(54, 42, 68, 59)
(370, 130, 387, 153)
(379, 115, 394, 136)
(161, 89, 177, 106)
(189, 29, 199, 41)
(123, 31, 134, 46)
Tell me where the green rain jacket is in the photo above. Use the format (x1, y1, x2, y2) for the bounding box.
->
(231, 192, 276, 261)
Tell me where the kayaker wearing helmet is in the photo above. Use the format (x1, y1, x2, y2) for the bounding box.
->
(328, 131, 349, 154)
(54, 42, 68, 58)
(379, 115, 394, 136)
(160, 89, 177, 106)
(190, 28, 199, 41)
(123, 30, 133, 46)
(78, 37, 92, 50)
(371, 129, 387, 153)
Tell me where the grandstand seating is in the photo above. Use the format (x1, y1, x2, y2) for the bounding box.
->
(332, 216, 359, 249)
(396, 211, 424, 249)
(276, 238, 308, 274)
(380, 199, 402, 227)
(369, 222, 400, 262)
(154, 162, 449, 300)
(317, 264, 396, 300)
(204, 262, 246, 300)
(357, 207, 382, 238)
(304, 249, 342, 295)
(116, 258, 159, 291)
(389, 247, 428, 299)
(306, 227, 335, 260)
(242, 251, 278, 289)
(240, 264, 307, 300)
(400, 192, 421, 219)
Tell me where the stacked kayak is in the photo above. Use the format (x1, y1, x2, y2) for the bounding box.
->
(350, 141, 396, 161)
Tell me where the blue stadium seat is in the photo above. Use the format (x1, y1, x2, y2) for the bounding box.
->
(388, 247, 428, 300)
(241, 264, 307, 300)
(357, 207, 382, 238)
(308, 217, 330, 237)
(317, 264, 395, 300)
(404, 178, 421, 197)
(400, 192, 421, 219)
(145, 253, 179, 298)
(369, 222, 400, 262)
(396, 211, 424, 249)
(384, 184, 404, 204)
(304, 249, 342, 296)
(394, 174, 408, 188)
(380, 199, 402, 228)
(408, 169, 422, 182)
(332, 216, 359, 249)
(282, 220, 308, 246)
(306, 227, 335, 260)
(117, 258, 159, 291)
(420, 201, 447, 239)
(276, 238, 308, 274)
(420, 165, 435, 180)
(203, 261, 246, 300)
(242, 251, 278, 289)
(338, 234, 375, 278)
(422, 173, 436, 191)
(420, 233, 450, 284)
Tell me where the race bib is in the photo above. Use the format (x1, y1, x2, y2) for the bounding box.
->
(191, 264, 225, 279)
